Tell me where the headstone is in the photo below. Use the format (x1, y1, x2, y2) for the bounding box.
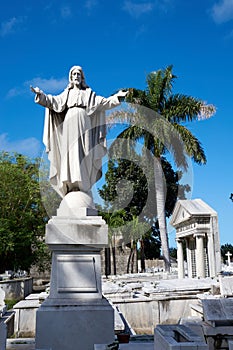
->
(219, 275, 233, 297)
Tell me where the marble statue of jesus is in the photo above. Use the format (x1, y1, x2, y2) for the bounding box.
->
(31, 65, 127, 200)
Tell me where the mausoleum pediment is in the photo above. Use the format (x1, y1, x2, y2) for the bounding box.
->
(170, 198, 217, 227)
(172, 206, 191, 226)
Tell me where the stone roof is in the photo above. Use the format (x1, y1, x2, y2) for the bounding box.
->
(170, 198, 217, 226)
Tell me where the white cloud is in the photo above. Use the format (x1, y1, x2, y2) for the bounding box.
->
(6, 88, 22, 98)
(0, 134, 42, 158)
(123, 1, 154, 18)
(211, 0, 233, 24)
(122, 0, 173, 18)
(0, 16, 25, 37)
(60, 6, 72, 19)
(85, 0, 98, 10)
(27, 77, 68, 93)
(6, 76, 68, 98)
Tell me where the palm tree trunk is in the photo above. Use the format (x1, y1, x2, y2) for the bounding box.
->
(127, 248, 133, 274)
(131, 247, 135, 273)
(154, 157, 171, 272)
(127, 239, 134, 273)
(105, 247, 111, 277)
(112, 245, 117, 275)
(140, 239, 145, 272)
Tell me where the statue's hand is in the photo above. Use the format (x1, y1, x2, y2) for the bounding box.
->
(116, 90, 128, 98)
(30, 86, 42, 95)
(116, 89, 128, 101)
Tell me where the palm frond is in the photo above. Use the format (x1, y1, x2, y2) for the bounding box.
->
(198, 103, 216, 120)
(172, 123, 207, 164)
(146, 65, 177, 112)
(163, 95, 216, 123)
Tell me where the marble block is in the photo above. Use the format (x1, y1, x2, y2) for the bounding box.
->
(36, 298, 114, 350)
(46, 215, 108, 247)
(45, 215, 108, 300)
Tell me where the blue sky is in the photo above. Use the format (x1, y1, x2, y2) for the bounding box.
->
(0, 0, 232, 246)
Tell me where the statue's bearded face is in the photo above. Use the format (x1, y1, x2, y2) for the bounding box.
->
(71, 69, 82, 86)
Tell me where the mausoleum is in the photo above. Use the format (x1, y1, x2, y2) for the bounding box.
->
(170, 199, 221, 279)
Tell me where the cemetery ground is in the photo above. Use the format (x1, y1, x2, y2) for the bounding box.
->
(1, 264, 233, 349)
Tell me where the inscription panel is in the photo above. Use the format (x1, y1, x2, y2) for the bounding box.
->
(57, 255, 98, 293)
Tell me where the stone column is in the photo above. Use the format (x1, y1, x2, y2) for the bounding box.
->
(176, 238, 185, 279)
(207, 232, 215, 277)
(185, 238, 192, 278)
(194, 233, 206, 278)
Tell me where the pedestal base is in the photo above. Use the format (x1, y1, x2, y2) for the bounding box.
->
(36, 298, 114, 350)
(35, 213, 113, 350)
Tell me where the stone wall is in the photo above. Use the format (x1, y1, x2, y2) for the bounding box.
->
(113, 295, 199, 334)
(101, 246, 165, 276)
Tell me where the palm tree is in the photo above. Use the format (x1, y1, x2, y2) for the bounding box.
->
(98, 208, 126, 275)
(110, 65, 216, 272)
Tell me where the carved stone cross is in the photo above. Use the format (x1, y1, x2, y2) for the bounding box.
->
(225, 251, 232, 265)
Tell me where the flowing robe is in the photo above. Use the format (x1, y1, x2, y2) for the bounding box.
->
(35, 87, 120, 197)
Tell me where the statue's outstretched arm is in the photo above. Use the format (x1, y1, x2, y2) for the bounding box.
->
(30, 86, 43, 95)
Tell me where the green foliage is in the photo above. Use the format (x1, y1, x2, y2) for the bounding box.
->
(125, 65, 215, 163)
(169, 247, 177, 259)
(5, 298, 18, 310)
(116, 65, 214, 271)
(143, 227, 160, 260)
(98, 155, 182, 259)
(0, 151, 50, 273)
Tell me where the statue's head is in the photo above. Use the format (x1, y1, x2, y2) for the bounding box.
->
(68, 65, 88, 89)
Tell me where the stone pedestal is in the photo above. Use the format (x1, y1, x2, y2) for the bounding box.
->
(35, 209, 114, 350)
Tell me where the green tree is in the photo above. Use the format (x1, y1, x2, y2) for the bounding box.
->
(98, 155, 183, 273)
(169, 247, 177, 260)
(97, 207, 126, 276)
(110, 65, 215, 271)
(0, 151, 50, 273)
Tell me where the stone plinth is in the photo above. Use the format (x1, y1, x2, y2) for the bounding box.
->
(35, 213, 114, 350)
